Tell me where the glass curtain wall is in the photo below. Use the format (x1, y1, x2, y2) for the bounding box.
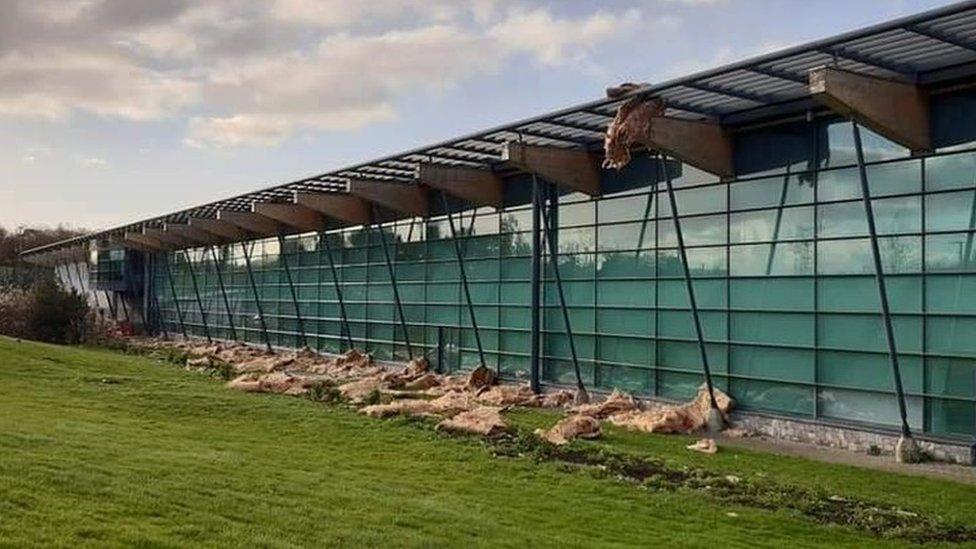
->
(155, 116, 976, 440)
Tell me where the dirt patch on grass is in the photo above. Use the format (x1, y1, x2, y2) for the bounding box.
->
(486, 430, 976, 544)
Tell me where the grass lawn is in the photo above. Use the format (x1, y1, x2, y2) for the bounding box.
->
(1, 337, 975, 547)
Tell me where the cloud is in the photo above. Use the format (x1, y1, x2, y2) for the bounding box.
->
(0, 0, 668, 147)
(0, 48, 199, 121)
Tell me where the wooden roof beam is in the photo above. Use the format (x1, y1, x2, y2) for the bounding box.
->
(809, 66, 930, 152)
(415, 163, 504, 208)
(630, 100, 735, 178)
(293, 192, 372, 225)
(348, 179, 429, 218)
(164, 223, 219, 245)
(217, 210, 280, 237)
(125, 231, 168, 251)
(144, 228, 191, 249)
(501, 142, 602, 196)
(189, 217, 251, 241)
(252, 202, 325, 233)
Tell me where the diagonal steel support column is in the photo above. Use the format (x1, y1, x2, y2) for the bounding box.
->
(148, 255, 168, 338)
(657, 154, 721, 413)
(370, 207, 413, 359)
(162, 253, 188, 339)
(277, 234, 308, 348)
(530, 177, 543, 393)
(182, 249, 212, 344)
(321, 232, 354, 350)
(765, 165, 793, 276)
(209, 245, 238, 341)
(852, 121, 913, 440)
(241, 241, 273, 353)
(441, 191, 487, 368)
(535, 174, 588, 400)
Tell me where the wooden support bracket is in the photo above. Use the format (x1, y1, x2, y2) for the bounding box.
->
(502, 142, 601, 195)
(415, 163, 504, 208)
(809, 66, 930, 152)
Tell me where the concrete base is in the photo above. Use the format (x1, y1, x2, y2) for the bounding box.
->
(573, 387, 590, 406)
(896, 435, 926, 464)
(730, 413, 970, 464)
(705, 407, 725, 436)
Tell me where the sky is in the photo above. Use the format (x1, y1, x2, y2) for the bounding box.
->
(0, 0, 959, 232)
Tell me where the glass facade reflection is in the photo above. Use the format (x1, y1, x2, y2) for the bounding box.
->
(154, 107, 976, 440)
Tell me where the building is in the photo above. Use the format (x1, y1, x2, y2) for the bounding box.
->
(23, 2, 976, 458)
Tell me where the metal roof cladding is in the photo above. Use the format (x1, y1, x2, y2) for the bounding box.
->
(22, 0, 976, 256)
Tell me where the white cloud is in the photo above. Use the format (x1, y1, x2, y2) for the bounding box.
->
(0, 1, 669, 148)
(21, 154, 35, 165)
(0, 48, 199, 121)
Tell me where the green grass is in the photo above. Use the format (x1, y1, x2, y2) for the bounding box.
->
(0, 337, 974, 548)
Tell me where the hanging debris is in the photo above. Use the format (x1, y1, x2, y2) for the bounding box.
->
(603, 83, 665, 170)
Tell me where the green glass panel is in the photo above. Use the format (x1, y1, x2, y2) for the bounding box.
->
(730, 312, 814, 346)
(543, 359, 595, 386)
(817, 276, 921, 312)
(730, 278, 814, 310)
(597, 336, 654, 365)
(817, 167, 860, 201)
(730, 174, 814, 210)
(657, 310, 726, 340)
(598, 221, 655, 251)
(927, 189, 976, 233)
(927, 399, 974, 437)
(558, 201, 594, 227)
(819, 389, 923, 429)
(926, 151, 976, 191)
(925, 274, 976, 313)
(926, 316, 976, 354)
(658, 371, 704, 400)
(597, 280, 653, 307)
(819, 350, 923, 392)
(657, 279, 725, 308)
(657, 248, 727, 277)
(557, 227, 594, 253)
(659, 184, 727, 216)
(601, 193, 653, 223)
(730, 206, 814, 243)
(730, 345, 813, 382)
(872, 195, 921, 234)
(657, 340, 727, 372)
(818, 201, 867, 237)
(659, 215, 726, 246)
(597, 308, 653, 336)
(730, 379, 814, 415)
(729, 242, 814, 276)
(596, 251, 655, 278)
(925, 233, 976, 271)
(865, 159, 921, 196)
(597, 364, 652, 394)
(818, 314, 922, 353)
(499, 307, 529, 329)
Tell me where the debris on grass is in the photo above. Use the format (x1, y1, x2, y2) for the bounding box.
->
(686, 438, 718, 455)
(437, 407, 508, 437)
(535, 414, 602, 445)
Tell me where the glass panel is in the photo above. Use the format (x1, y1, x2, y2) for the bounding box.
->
(926, 189, 976, 232)
(926, 151, 976, 191)
(730, 206, 813, 243)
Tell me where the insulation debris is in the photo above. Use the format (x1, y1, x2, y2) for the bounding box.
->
(606, 385, 733, 435)
(437, 407, 508, 437)
(602, 83, 665, 170)
(535, 415, 602, 445)
(569, 389, 638, 419)
(686, 438, 718, 454)
(130, 338, 742, 449)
